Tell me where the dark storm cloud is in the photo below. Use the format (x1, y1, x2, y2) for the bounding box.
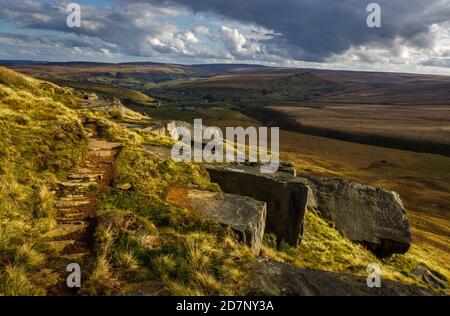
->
(131, 0, 450, 61)
(0, 0, 449, 71)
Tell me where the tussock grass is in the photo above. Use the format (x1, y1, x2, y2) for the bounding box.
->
(0, 67, 36, 91)
(14, 244, 45, 268)
(115, 250, 139, 270)
(36, 185, 55, 218)
(0, 264, 44, 296)
(85, 255, 114, 294)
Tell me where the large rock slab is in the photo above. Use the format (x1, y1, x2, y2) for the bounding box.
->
(304, 175, 412, 257)
(167, 188, 266, 255)
(205, 165, 310, 246)
(246, 259, 435, 296)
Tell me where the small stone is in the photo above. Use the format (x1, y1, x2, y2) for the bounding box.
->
(117, 183, 132, 190)
(413, 265, 448, 289)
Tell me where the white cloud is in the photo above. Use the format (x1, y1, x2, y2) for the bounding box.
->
(0, 0, 448, 75)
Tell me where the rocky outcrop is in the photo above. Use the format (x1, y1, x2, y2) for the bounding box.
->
(304, 175, 412, 257)
(205, 163, 412, 256)
(205, 165, 310, 246)
(246, 259, 435, 296)
(167, 188, 266, 255)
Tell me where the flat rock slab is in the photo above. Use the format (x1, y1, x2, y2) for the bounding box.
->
(246, 259, 436, 296)
(74, 168, 100, 174)
(87, 139, 122, 151)
(167, 188, 266, 255)
(68, 173, 103, 182)
(54, 199, 91, 209)
(57, 215, 88, 222)
(144, 145, 172, 160)
(88, 150, 115, 158)
(43, 223, 87, 239)
(205, 165, 310, 246)
(57, 181, 97, 195)
(304, 175, 412, 257)
(58, 181, 97, 188)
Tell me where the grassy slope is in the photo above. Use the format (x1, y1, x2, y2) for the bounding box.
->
(77, 112, 254, 295)
(146, 72, 338, 109)
(136, 103, 449, 292)
(0, 68, 446, 295)
(0, 67, 85, 295)
(50, 80, 157, 105)
(84, 109, 448, 295)
(0, 68, 255, 296)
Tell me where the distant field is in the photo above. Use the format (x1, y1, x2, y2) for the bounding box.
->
(265, 102, 450, 156)
(12, 63, 198, 77)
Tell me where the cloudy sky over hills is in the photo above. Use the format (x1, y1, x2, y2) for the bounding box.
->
(0, 0, 449, 74)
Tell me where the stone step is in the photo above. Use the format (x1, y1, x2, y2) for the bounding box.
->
(56, 220, 87, 225)
(57, 181, 97, 189)
(56, 209, 85, 215)
(87, 139, 122, 151)
(75, 167, 103, 174)
(57, 211, 86, 219)
(62, 252, 89, 261)
(57, 181, 97, 194)
(55, 199, 91, 209)
(68, 173, 103, 182)
(45, 240, 76, 253)
(43, 222, 87, 239)
(57, 215, 88, 222)
(65, 194, 87, 198)
(88, 150, 115, 158)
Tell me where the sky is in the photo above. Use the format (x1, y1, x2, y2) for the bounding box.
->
(0, 0, 449, 75)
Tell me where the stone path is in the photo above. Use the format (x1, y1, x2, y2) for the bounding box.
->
(45, 131, 121, 295)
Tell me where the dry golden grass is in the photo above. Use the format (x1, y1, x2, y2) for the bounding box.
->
(263, 211, 448, 294)
(0, 67, 85, 295)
